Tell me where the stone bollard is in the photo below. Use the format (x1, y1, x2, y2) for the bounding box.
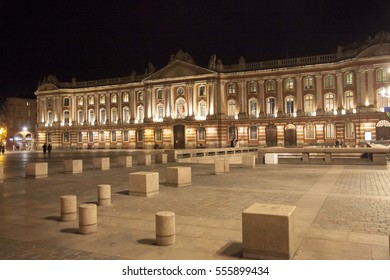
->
(156, 211, 175, 246)
(242, 155, 256, 168)
(214, 159, 229, 175)
(93, 157, 110, 170)
(79, 204, 97, 234)
(25, 162, 48, 178)
(166, 167, 191, 187)
(129, 172, 159, 196)
(0, 166, 4, 183)
(63, 159, 83, 174)
(137, 154, 151, 165)
(155, 153, 168, 164)
(265, 153, 278, 164)
(60, 195, 77, 221)
(97, 184, 111, 206)
(117, 156, 132, 168)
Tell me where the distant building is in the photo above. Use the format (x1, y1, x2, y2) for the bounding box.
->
(35, 31, 390, 150)
(3, 97, 37, 150)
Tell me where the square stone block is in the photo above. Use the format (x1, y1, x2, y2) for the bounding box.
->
(93, 157, 110, 170)
(166, 167, 191, 187)
(242, 203, 297, 260)
(265, 153, 278, 164)
(214, 159, 229, 175)
(373, 153, 387, 165)
(117, 156, 132, 167)
(155, 153, 167, 164)
(63, 159, 83, 174)
(137, 154, 151, 165)
(25, 162, 48, 178)
(129, 171, 159, 197)
(242, 155, 255, 168)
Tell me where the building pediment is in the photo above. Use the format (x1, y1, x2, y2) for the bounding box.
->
(143, 60, 216, 82)
(357, 43, 390, 59)
(36, 83, 59, 91)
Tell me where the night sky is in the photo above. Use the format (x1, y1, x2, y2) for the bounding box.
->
(1, 0, 389, 100)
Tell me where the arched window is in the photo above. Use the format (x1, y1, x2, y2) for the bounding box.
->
(266, 97, 276, 116)
(137, 129, 144, 142)
(123, 107, 130, 123)
(304, 94, 315, 114)
(325, 123, 336, 138)
(111, 108, 117, 123)
(99, 95, 105, 104)
(285, 95, 295, 115)
(305, 123, 315, 139)
(346, 122, 355, 138)
(78, 110, 83, 124)
(227, 99, 236, 117)
(324, 93, 335, 112)
(137, 105, 144, 122)
(248, 98, 257, 117)
(249, 125, 258, 140)
(198, 100, 207, 119)
(304, 76, 314, 90)
(88, 109, 95, 124)
(345, 91, 354, 110)
(100, 108, 106, 123)
(78, 96, 83, 106)
(175, 97, 187, 119)
(156, 103, 164, 121)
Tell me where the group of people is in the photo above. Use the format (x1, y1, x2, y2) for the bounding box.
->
(42, 143, 52, 153)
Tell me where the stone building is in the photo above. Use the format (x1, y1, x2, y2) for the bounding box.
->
(3, 97, 37, 150)
(35, 31, 390, 150)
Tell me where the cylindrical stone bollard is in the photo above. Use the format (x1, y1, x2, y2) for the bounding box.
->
(97, 184, 111, 206)
(79, 204, 97, 234)
(60, 195, 77, 221)
(156, 211, 175, 246)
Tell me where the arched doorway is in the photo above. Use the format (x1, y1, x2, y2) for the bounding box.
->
(173, 124, 185, 149)
(284, 124, 297, 146)
(266, 124, 277, 147)
(376, 120, 390, 140)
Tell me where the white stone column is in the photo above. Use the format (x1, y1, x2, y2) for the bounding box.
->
(315, 74, 323, 112)
(336, 72, 343, 110)
(83, 96, 88, 124)
(105, 93, 110, 124)
(367, 68, 375, 106)
(130, 90, 136, 121)
(94, 94, 99, 124)
(118, 92, 122, 123)
(359, 70, 367, 106)
(165, 86, 171, 117)
(296, 76, 303, 113)
(187, 83, 193, 116)
(259, 80, 265, 115)
(277, 78, 283, 114)
(208, 81, 215, 116)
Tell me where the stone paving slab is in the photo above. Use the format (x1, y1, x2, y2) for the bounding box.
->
(0, 151, 389, 260)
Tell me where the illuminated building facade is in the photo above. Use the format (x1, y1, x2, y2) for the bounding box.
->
(35, 31, 390, 150)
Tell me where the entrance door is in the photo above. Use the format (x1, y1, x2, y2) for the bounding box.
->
(376, 127, 390, 140)
(266, 124, 277, 147)
(284, 124, 297, 146)
(173, 125, 185, 149)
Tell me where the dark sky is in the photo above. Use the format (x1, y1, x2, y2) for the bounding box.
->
(1, 0, 389, 100)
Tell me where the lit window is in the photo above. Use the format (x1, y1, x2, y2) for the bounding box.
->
(324, 75, 334, 89)
(345, 91, 354, 110)
(137, 129, 144, 142)
(227, 99, 236, 117)
(197, 127, 205, 141)
(249, 126, 258, 140)
(324, 93, 335, 112)
(285, 96, 294, 114)
(123, 93, 129, 103)
(228, 84, 236, 95)
(266, 97, 275, 115)
(325, 123, 336, 138)
(285, 78, 294, 91)
(100, 131, 105, 142)
(123, 107, 130, 123)
(47, 99, 52, 107)
(157, 104, 164, 121)
(137, 105, 144, 122)
(304, 76, 314, 90)
(267, 80, 275, 92)
(100, 95, 105, 104)
(228, 126, 236, 140)
(176, 98, 187, 118)
(198, 100, 207, 119)
(78, 96, 83, 106)
(88, 131, 94, 142)
(88, 96, 94, 105)
(138, 91, 144, 101)
(78, 110, 83, 124)
(304, 95, 314, 114)
(305, 123, 315, 139)
(376, 69, 388, 83)
(157, 89, 164, 100)
(111, 131, 116, 142)
(88, 109, 95, 124)
(78, 131, 83, 143)
(123, 130, 129, 142)
(111, 108, 117, 123)
(377, 88, 390, 109)
(111, 94, 117, 103)
(64, 111, 70, 124)
(155, 128, 162, 142)
(47, 111, 53, 125)
(346, 122, 355, 138)
(345, 72, 353, 86)
(63, 132, 70, 142)
(249, 82, 257, 93)
(249, 98, 257, 117)
(100, 108, 106, 123)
